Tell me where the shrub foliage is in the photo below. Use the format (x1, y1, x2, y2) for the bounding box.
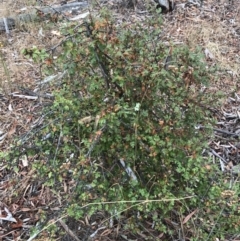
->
(8, 9, 240, 239)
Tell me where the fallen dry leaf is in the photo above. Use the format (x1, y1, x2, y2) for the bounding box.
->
(10, 218, 23, 229)
(182, 209, 198, 225)
(7, 120, 17, 137)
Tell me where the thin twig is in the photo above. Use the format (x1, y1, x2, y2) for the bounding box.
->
(58, 219, 81, 241)
(209, 148, 228, 164)
(213, 128, 239, 137)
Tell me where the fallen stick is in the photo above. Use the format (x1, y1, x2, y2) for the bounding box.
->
(0, 1, 88, 32)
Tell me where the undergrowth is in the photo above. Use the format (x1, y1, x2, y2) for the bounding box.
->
(4, 7, 240, 240)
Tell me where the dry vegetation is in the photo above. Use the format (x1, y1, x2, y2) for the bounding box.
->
(0, 0, 240, 240)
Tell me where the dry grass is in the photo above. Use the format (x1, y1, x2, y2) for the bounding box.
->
(0, 0, 64, 153)
(0, 0, 65, 92)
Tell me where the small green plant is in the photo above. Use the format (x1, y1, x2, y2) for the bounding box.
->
(21, 46, 49, 63)
(8, 8, 240, 240)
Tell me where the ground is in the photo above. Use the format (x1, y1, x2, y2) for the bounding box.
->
(0, 0, 240, 240)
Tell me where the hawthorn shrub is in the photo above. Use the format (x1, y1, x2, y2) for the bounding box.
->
(8, 9, 240, 239)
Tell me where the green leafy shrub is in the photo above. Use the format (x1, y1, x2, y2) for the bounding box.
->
(8, 9, 240, 240)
